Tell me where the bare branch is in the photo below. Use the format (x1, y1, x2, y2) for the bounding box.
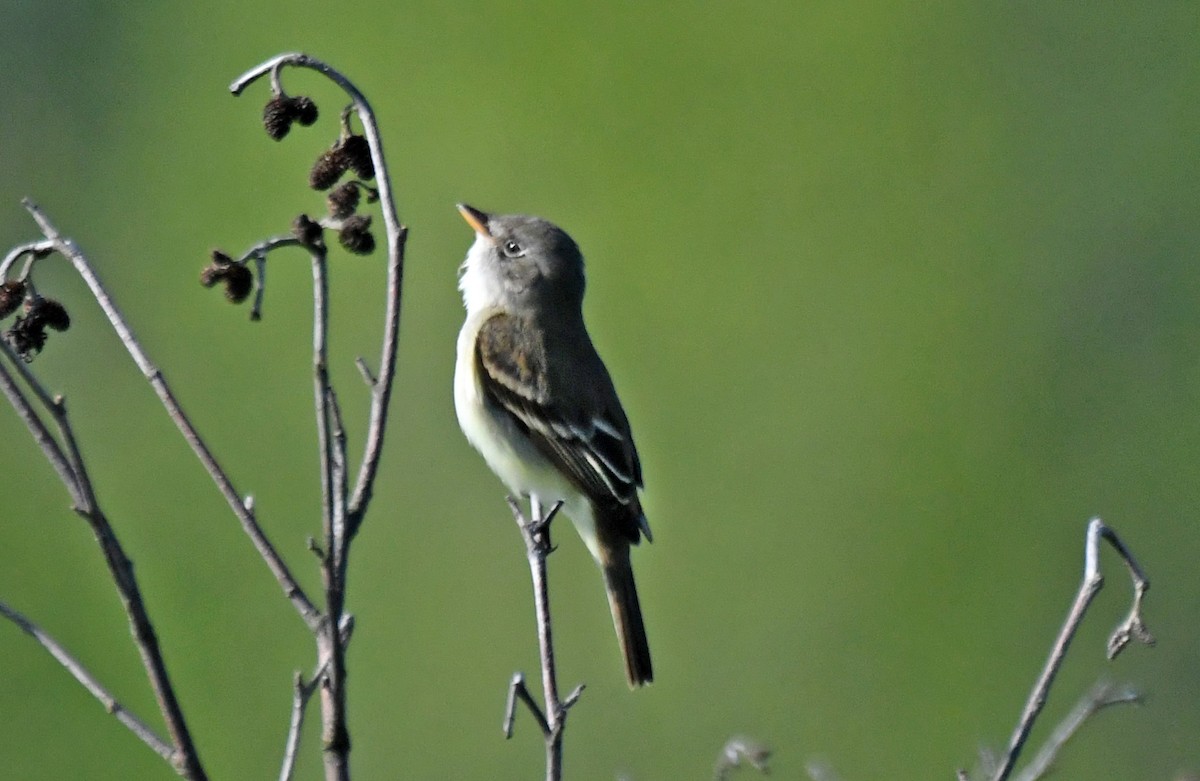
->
(230, 54, 412, 780)
(504, 498, 580, 781)
(227, 235, 300, 322)
(250, 252, 268, 321)
(0, 598, 175, 764)
(311, 247, 336, 568)
(303, 240, 352, 780)
(0, 342, 84, 507)
(279, 670, 323, 781)
(1091, 524, 1154, 658)
(20, 199, 321, 630)
(990, 518, 1154, 781)
(327, 385, 349, 582)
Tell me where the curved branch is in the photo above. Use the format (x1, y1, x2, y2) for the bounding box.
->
(230, 52, 407, 534)
(0, 239, 54, 279)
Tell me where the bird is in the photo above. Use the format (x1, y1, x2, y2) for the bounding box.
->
(453, 203, 653, 687)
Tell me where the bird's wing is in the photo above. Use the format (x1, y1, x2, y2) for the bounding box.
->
(476, 312, 646, 540)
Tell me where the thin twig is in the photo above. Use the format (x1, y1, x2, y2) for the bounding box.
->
(279, 669, 324, 781)
(505, 497, 584, 781)
(504, 672, 550, 738)
(311, 247, 335, 572)
(0, 343, 83, 507)
(326, 384, 349, 583)
(354, 356, 377, 388)
(0, 337, 206, 780)
(21, 199, 321, 630)
(231, 235, 299, 322)
(0, 335, 206, 781)
(1013, 679, 1142, 781)
(0, 598, 175, 764)
(990, 518, 1154, 781)
(251, 252, 268, 321)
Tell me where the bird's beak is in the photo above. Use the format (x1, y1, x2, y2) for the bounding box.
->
(457, 203, 492, 239)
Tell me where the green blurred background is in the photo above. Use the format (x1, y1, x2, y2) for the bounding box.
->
(1, 2, 1197, 778)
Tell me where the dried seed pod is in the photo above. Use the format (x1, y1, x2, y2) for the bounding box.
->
(200, 250, 252, 304)
(7, 315, 47, 361)
(262, 95, 320, 140)
(263, 96, 295, 140)
(309, 148, 349, 190)
(200, 250, 234, 287)
(338, 215, 375, 255)
(326, 183, 360, 219)
(293, 214, 326, 249)
(0, 280, 27, 319)
(222, 264, 253, 303)
(292, 96, 318, 126)
(37, 299, 70, 331)
(339, 134, 374, 180)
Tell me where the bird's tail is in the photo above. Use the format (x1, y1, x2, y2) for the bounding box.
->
(601, 552, 653, 687)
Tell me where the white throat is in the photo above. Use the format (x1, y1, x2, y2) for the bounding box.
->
(458, 234, 504, 315)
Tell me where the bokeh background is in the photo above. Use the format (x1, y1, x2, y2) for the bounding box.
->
(1, 2, 1197, 779)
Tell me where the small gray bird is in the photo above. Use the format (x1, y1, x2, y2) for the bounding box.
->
(453, 203, 653, 687)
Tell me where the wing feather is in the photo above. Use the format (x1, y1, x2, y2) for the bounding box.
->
(476, 312, 645, 540)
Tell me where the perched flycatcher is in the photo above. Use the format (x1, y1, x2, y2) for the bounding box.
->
(453, 203, 653, 687)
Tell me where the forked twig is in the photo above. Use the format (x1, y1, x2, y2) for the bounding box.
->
(504, 672, 550, 738)
(989, 518, 1153, 781)
(278, 666, 327, 781)
(503, 498, 586, 781)
(1012, 679, 1142, 781)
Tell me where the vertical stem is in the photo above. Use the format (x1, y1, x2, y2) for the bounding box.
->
(310, 250, 351, 780)
(523, 501, 564, 781)
(312, 252, 335, 567)
(317, 629, 350, 781)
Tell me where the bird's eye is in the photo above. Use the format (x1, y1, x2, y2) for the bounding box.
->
(501, 239, 523, 258)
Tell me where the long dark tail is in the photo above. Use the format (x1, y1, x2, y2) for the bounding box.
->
(601, 552, 653, 687)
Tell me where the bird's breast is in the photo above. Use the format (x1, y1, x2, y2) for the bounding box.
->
(455, 312, 559, 496)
